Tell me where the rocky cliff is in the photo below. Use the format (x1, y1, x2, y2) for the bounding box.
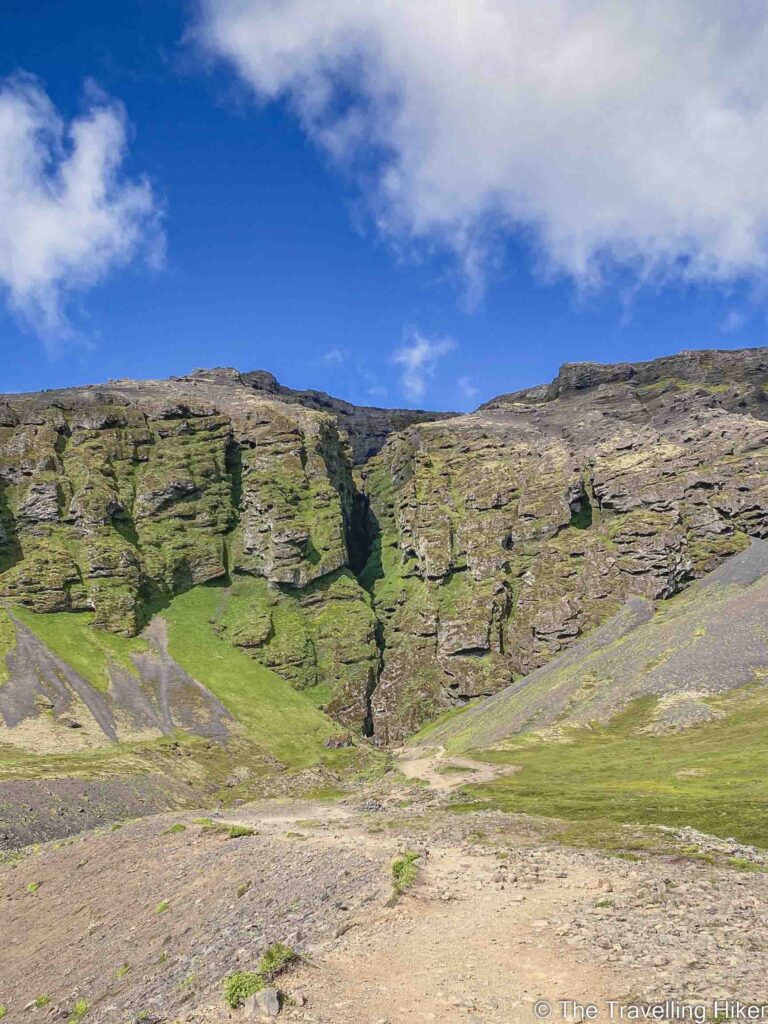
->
(0, 367, 398, 735)
(363, 347, 768, 740)
(3, 349, 768, 748)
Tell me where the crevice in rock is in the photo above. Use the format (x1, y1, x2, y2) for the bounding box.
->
(350, 499, 384, 737)
(569, 488, 593, 530)
(347, 491, 374, 576)
(225, 435, 243, 515)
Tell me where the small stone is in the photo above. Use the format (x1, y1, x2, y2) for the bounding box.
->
(244, 987, 281, 1017)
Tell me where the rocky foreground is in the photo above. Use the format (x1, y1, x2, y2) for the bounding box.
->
(2, 756, 766, 1024)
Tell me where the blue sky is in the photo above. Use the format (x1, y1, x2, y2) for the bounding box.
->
(1, 1, 767, 412)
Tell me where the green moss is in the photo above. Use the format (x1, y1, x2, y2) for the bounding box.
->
(227, 825, 255, 839)
(223, 971, 263, 1008)
(70, 998, 89, 1021)
(155, 899, 170, 914)
(192, 817, 217, 829)
(391, 850, 419, 894)
(258, 942, 298, 980)
(12, 606, 148, 692)
(222, 943, 297, 1008)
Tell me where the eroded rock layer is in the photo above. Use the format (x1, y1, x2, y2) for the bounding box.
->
(0, 369, 390, 725)
(363, 348, 768, 740)
(3, 349, 768, 743)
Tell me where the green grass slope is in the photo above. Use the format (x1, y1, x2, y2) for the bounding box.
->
(2, 583, 343, 772)
(431, 542, 768, 847)
(455, 688, 768, 847)
(11, 606, 149, 693)
(427, 541, 768, 753)
(160, 584, 341, 767)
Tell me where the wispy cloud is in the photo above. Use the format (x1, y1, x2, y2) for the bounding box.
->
(198, 1, 768, 302)
(323, 347, 347, 363)
(720, 310, 746, 333)
(458, 376, 478, 400)
(0, 73, 162, 342)
(392, 329, 455, 401)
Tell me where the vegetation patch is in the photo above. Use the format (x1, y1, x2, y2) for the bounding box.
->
(454, 690, 768, 848)
(223, 942, 298, 1008)
(12, 606, 148, 693)
(391, 850, 420, 895)
(161, 584, 342, 767)
(223, 971, 263, 1009)
(70, 998, 89, 1021)
(227, 825, 255, 839)
(155, 900, 170, 914)
(0, 608, 15, 683)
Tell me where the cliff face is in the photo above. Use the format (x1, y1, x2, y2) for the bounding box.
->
(237, 369, 457, 464)
(362, 348, 768, 740)
(0, 368, 396, 731)
(3, 349, 768, 747)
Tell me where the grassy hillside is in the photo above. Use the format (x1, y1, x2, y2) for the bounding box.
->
(11, 606, 149, 692)
(454, 685, 768, 847)
(160, 584, 341, 768)
(426, 542, 768, 753)
(2, 582, 346, 773)
(426, 544, 768, 847)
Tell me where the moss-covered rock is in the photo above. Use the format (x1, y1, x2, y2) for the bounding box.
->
(362, 352, 768, 740)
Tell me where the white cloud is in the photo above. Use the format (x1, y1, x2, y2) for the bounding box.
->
(720, 310, 746, 333)
(0, 74, 162, 338)
(198, 1, 768, 298)
(367, 384, 388, 400)
(458, 376, 479, 400)
(323, 347, 346, 363)
(392, 329, 455, 401)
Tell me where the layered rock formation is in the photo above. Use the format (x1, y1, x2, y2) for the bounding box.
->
(424, 539, 768, 752)
(0, 367, 399, 729)
(3, 349, 768, 745)
(363, 348, 768, 740)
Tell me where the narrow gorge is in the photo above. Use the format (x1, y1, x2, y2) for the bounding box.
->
(3, 349, 768, 753)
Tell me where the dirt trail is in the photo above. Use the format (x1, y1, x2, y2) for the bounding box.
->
(3, 781, 767, 1023)
(395, 744, 517, 793)
(281, 842, 621, 1024)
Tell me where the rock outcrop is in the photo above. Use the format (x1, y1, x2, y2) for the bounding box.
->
(423, 539, 768, 752)
(0, 368, 403, 729)
(363, 347, 768, 740)
(3, 349, 768, 744)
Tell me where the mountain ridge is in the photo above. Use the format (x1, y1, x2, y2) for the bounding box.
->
(2, 346, 768, 748)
